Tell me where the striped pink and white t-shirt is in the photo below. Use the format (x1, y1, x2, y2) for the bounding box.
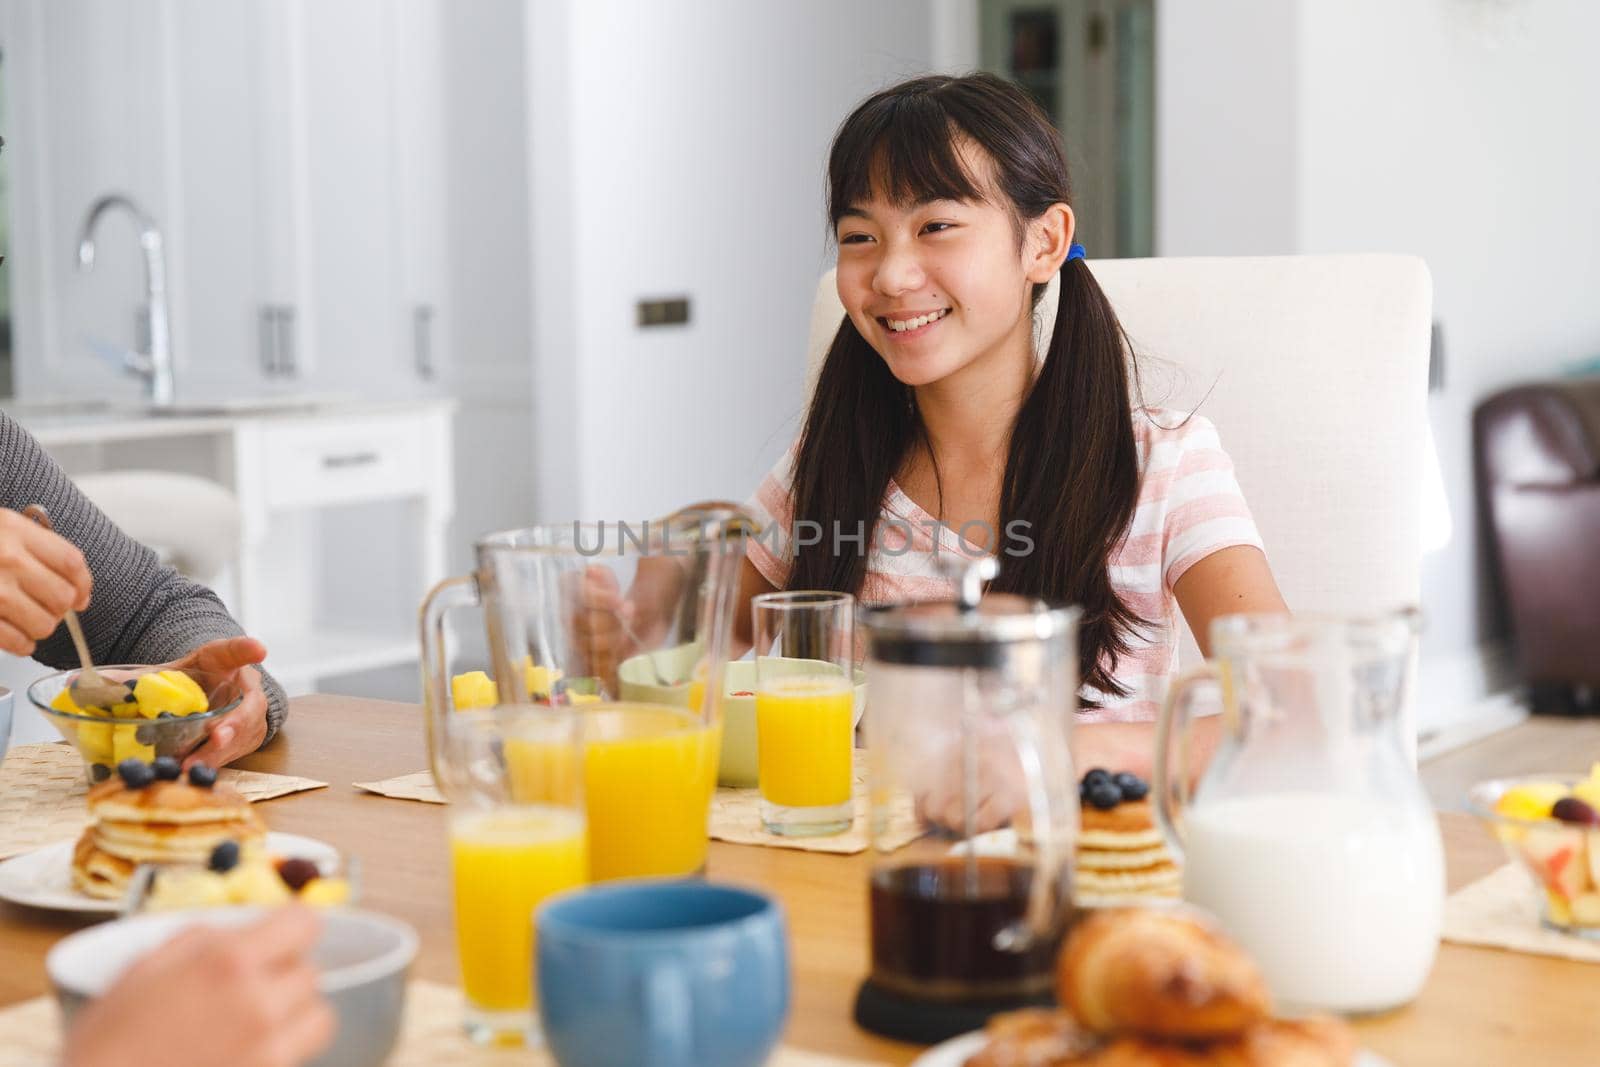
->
(742, 409, 1265, 723)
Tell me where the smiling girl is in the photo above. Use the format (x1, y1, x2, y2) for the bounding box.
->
(735, 73, 1287, 775)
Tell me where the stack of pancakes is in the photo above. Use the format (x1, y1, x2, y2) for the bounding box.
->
(1075, 797, 1181, 906)
(72, 777, 264, 899)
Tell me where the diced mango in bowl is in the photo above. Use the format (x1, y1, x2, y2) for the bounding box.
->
(132, 669, 209, 717)
(49, 669, 209, 720)
(33, 666, 240, 786)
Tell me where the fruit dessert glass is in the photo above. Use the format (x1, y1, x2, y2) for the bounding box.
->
(1467, 764, 1600, 937)
(29, 666, 246, 786)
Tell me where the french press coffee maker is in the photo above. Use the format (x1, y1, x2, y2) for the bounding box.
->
(855, 558, 1079, 1043)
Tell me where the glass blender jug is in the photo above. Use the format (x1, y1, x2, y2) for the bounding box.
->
(419, 509, 749, 880)
(854, 557, 1078, 1043)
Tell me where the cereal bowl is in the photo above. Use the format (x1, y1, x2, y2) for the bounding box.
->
(28, 665, 247, 785)
(48, 906, 417, 1067)
(1466, 772, 1600, 937)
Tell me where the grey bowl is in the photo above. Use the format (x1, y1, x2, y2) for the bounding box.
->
(0, 685, 12, 761)
(47, 907, 417, 1067)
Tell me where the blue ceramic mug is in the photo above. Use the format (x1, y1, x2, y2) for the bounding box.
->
(537, 881, 789, 1067)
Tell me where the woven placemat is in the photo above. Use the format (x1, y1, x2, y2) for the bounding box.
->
(396, 979, 887, 1066)
(0, 742, 327, 860)
(1442, 862, 1600, 963)
(0, 980, 887, 1067)
(357, 755, 922, 856)
(709, 753, 922, 855)
(0, 995, 54, 1067)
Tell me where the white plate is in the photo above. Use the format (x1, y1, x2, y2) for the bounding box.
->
(0, 832, 338, 915)
(911, 1029, 1395, 1066)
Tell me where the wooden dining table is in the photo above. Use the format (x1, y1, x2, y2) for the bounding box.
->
(3, 695, 1598, 1066)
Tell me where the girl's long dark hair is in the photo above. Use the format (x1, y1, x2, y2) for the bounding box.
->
(788, 73, 1144, 702)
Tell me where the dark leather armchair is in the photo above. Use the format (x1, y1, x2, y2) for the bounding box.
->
(1475, 376, 1600, 702)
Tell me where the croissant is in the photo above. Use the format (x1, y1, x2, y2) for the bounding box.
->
(963, 1008, 1098, 1067)
(1076, 1018, 1357, 1067)
(1058, 908, 1272, 1041)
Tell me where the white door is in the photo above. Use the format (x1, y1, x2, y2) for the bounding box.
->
(391, 0, 449, 387)
(292, 0, 404, 391)
(165, 0, 284, 394)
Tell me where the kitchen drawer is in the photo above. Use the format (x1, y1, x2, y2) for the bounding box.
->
(258, 415, 430, 509)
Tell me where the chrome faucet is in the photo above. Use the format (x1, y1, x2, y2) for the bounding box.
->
(76, 194, 175, 406)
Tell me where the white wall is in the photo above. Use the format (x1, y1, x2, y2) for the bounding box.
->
(1152, 0, 1600, 727)
(439, 0, 536, 570)
(525, 0, 940, 522)
(1296, 1, 1600, 725)
(1155, 0, 1300, 256)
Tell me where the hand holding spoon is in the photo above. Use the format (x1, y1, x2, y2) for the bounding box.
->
(21, 504, 130, 712)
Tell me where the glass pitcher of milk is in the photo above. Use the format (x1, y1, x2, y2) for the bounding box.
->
(1153, 610, 1443, 1015)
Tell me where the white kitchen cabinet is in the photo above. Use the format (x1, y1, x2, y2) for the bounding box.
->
(0, 0, 171, 401)
(165, 0, 279, 394)
(10, 399, 456, 698)
(0, 0, 448, 399)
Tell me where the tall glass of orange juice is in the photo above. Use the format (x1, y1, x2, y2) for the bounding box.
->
(580, 702, 721, 880)
(753, 591, 856, 836)
(444, 707, 586, 1046)
(506, 702, 720, 881)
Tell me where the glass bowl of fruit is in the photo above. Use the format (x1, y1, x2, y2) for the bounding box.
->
(28, 665, 247, 786)
(124, 838, 358, 914)
(1466, 765, 1600, 938)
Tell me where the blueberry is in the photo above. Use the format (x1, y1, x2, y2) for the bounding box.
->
(1112, 772, 1149, 801)
(151, 756, 182, 781)
(156, 711, 177, 720)
(135, 723, 156, 745)
(120, 681, 138, 705)
(90, 763, 112, 783)
(188, 764, 218, 788)
(117, 759, 155, 790)
(1085, 780, 1123, 810)
(208, 840, 241, 873)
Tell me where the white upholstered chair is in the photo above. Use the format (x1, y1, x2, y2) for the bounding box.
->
(71, 471, 241, 588)
(803, 254, 1434, 671)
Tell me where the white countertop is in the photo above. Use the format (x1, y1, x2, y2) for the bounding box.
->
(1, 393, 457, 446)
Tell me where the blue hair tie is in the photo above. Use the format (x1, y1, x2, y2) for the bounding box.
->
(1066, 243, 1087, 262)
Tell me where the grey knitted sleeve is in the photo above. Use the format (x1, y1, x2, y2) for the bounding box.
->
(1, 412, 288, 742)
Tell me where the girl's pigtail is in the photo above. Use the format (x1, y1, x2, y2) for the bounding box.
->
(994, 257, 1145, 703)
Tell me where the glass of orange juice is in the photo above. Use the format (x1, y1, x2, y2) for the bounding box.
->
(752, 591, 856, 836)
(445, 706, 587, 1046)
(506, 701, 720, 882)
(578, 702, 721, 880)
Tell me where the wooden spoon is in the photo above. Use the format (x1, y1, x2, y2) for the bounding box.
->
(21, 504, 131, 713)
